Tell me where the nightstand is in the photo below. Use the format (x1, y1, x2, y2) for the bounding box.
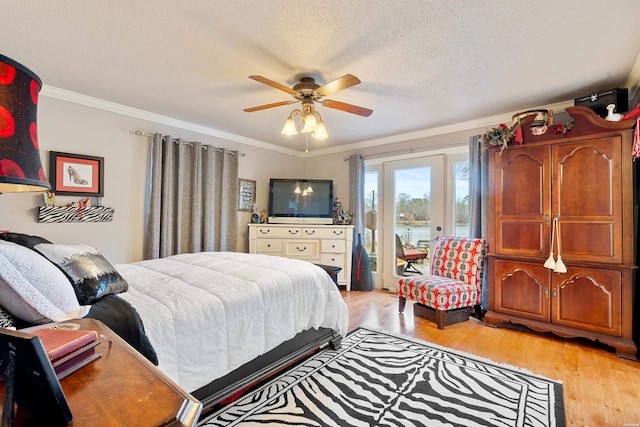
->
(1, 318, 202, 426)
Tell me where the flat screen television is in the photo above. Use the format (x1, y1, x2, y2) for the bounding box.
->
(268, 179, 334, 225)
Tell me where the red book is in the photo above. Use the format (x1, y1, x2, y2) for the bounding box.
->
(52, 340, 102, 380)
(30, 327, 98, 360)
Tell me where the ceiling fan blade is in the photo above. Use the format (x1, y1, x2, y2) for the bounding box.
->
(322, 100, 373, 117)
(315, 74, 361, 97)
(243, 101, 296, 112)
(248, 75, 297, 94)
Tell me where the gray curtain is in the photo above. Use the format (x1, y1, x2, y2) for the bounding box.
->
(145, 133, 238, 259)
(348, 154, 365, 240)
(469, 134, 489, 310)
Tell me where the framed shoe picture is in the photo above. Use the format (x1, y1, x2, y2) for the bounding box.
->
(49, 152, 104, 197)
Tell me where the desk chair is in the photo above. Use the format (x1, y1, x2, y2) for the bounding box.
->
(395, 234, 428, 275)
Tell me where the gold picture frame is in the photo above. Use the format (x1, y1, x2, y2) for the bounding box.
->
(238, 178, 256, 212)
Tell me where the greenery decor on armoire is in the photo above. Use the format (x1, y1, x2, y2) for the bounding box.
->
(484, 106, 637, 360)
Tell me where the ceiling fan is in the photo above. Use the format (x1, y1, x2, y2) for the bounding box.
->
(243, 74, 373, 117)
(244, 74, 372, 145)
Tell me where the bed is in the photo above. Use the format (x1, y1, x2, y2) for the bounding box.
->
(0, 233, 349, 410)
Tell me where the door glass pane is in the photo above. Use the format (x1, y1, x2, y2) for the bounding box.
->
(364, 171, 378, 272)
(453, 160, 470, 237)
(394, 167, 431, 274)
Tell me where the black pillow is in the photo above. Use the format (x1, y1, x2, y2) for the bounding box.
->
(86, 295, 158, 365)
(33, 243, 128, 305)
(0, 232, 52, 249)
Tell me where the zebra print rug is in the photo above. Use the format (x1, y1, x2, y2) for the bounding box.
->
(199, 328, 565, 426)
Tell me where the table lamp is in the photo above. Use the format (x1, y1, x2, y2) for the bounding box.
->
(0, 53, 50, 193)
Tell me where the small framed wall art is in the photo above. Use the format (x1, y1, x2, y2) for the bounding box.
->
(50, 151, 104, 197)
(238, 178, 256, 212)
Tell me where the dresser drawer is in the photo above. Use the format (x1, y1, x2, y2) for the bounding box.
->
(255, 227, 302, 238)
(313, 228, 349, 239)
(256, 239, 282, 253)
(284, 240, 319, 258)
(321, 239, 346, 253)
(319, 253, 345, 268)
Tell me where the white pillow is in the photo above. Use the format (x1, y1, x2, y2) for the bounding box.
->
(0, 240, 90, 324)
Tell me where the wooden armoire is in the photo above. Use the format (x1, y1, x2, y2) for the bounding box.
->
(485, 106, 638, 360)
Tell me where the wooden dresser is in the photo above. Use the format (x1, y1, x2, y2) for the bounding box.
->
(248, 224, 354, 290)
(485, 106, 637, 360)
(1, 318, 202, 426)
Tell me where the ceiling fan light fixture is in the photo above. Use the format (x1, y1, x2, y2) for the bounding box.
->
(281, 115, 298, 135)
(301, 112, 317, 133)
(312, 119, 328, 141)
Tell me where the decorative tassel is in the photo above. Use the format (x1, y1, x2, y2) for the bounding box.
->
(554, 255, 567, 273)
(553, 218, 567, 273)
(544, 217, 556, 270)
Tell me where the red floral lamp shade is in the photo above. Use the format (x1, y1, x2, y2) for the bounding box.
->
(0, 54, 50, 192)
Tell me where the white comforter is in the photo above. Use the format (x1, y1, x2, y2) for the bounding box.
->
(115, 251, 349, 392)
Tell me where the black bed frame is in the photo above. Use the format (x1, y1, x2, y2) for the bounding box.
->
(192, 327, 342, 410)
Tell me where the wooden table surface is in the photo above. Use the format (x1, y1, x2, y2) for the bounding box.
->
(1, 318, 202, 426)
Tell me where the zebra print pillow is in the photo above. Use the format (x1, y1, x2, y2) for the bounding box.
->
(34, 243, 128, 305)
(0, 305, 16, 329)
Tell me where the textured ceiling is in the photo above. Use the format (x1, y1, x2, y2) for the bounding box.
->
(3, 1, 640, 153)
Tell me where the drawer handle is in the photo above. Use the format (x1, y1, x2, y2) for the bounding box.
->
(296, 246, 307, 252)
(289, 230, 299, 235)
(305, 230, 315, 235)
(333, 230, 343, 235)
(331, 244, 336, 248)
(259, 229, 270, 234)
(267, 244, 271, 248)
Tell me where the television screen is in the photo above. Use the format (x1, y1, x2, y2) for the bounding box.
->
(268, 179, 333, 224)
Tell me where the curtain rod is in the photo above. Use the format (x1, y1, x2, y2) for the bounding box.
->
(134, 131, 245, 157)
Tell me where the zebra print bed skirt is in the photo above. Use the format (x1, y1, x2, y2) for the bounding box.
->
(199, 328, 565, 427)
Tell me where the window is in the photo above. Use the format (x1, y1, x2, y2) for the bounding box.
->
(364, 170, 379, 272)
(452, 160, 470, 237)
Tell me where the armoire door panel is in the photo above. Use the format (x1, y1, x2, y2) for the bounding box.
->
(494, 260, 549, 322)
(553, 138, 622, 263)
(498, 222, 544, 255)
(552, 267, 621, 335)
(554, 141, 617, 216)
(496, 147, 548, 216)
(493, 145, 551, 256)
(560, 222, 613, 258)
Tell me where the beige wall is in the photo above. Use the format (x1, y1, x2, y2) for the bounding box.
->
(302, 128, 485, 211)
(0, 96, 303, 264)
(0, 92, 510, 266)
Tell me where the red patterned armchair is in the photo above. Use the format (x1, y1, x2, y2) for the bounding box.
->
(398, 236, 487, 329)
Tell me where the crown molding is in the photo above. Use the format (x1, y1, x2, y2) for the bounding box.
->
(303, 100, 574, 158)
(39, 85, 580, 160)
(40, 86, 305, 158)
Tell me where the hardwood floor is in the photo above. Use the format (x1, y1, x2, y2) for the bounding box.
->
(341, 289, 640, 427)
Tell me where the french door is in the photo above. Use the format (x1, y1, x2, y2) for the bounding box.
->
(382, 156, 444, 290)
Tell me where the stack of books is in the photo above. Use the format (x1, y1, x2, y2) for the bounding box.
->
(29, 326, 102, 380)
